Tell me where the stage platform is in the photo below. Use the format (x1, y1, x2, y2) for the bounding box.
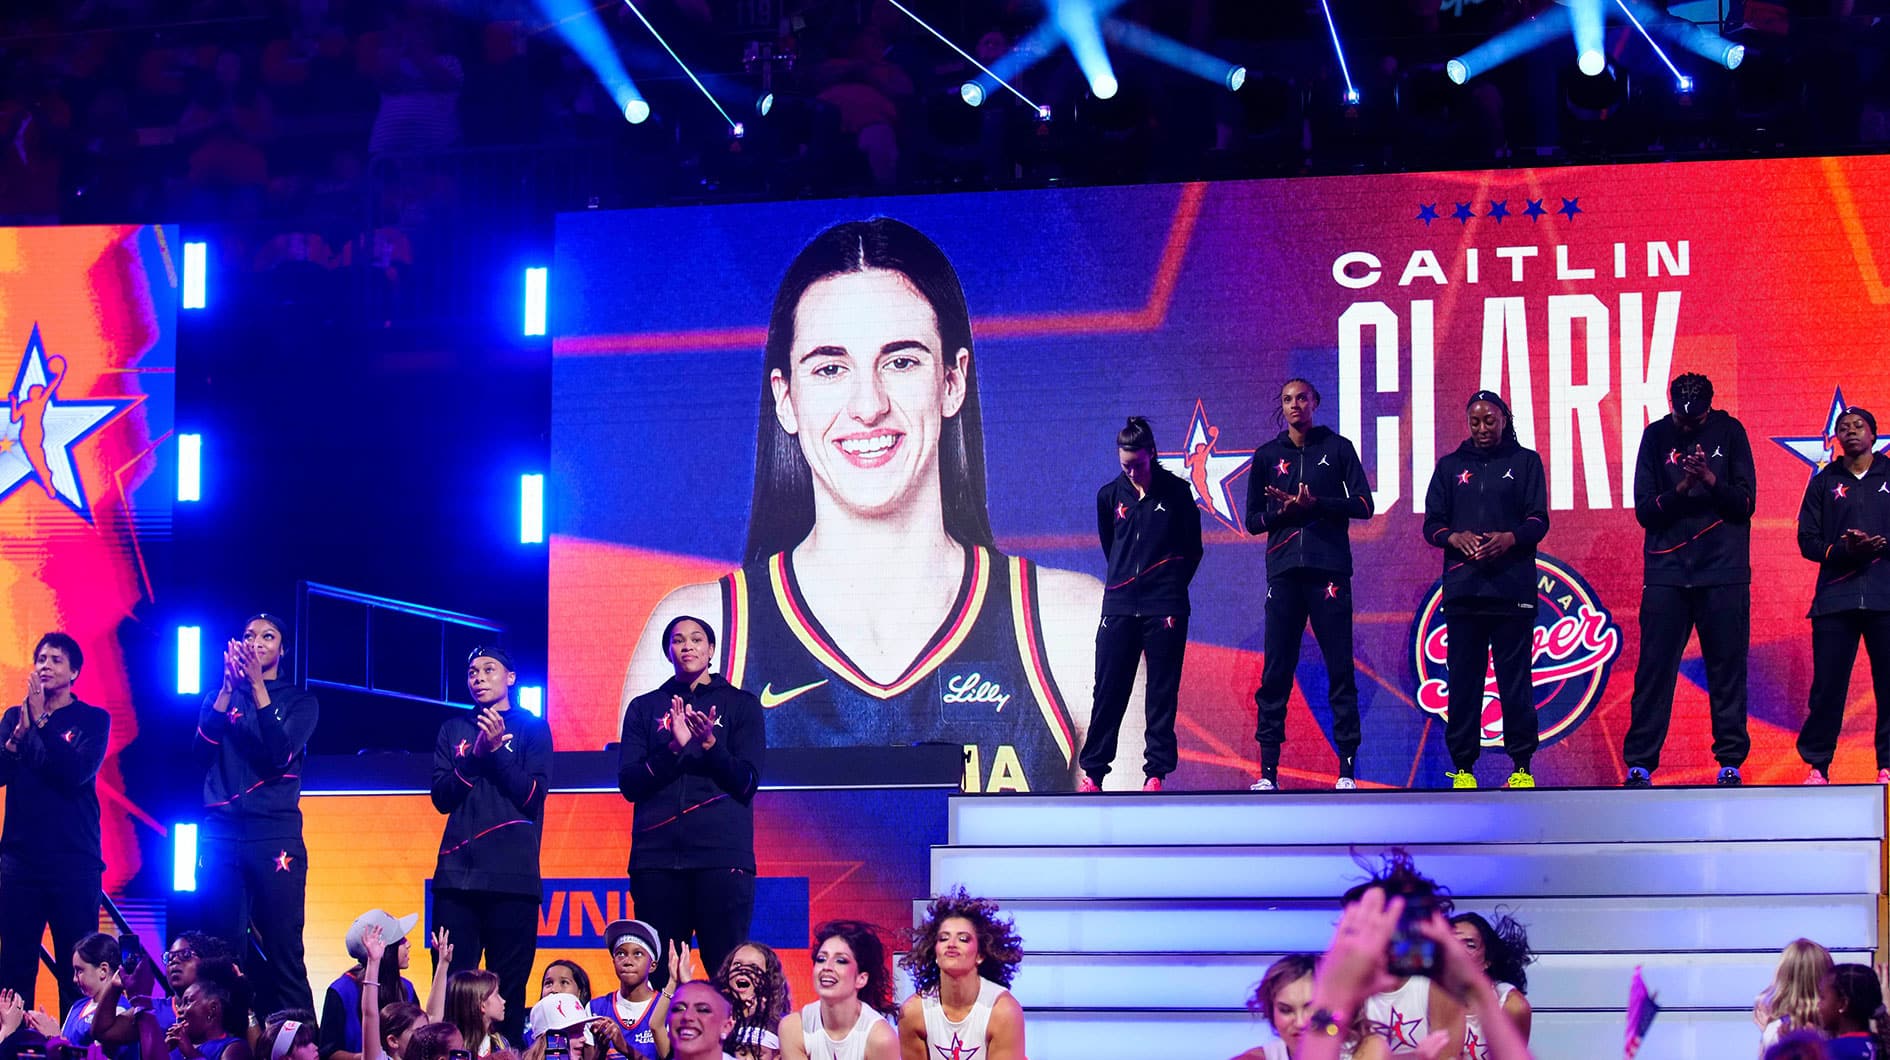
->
(921, 785, 1889, 1060)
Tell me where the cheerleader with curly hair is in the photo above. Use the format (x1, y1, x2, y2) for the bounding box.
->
(1448, 913, 1535, 1054)
(895, 889, 1024, 1060)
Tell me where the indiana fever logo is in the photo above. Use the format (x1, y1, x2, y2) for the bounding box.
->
(1408, 555, 1621, 747)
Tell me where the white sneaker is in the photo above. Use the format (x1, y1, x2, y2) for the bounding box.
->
(1335, 777, 1357, 790)
(1249, 777, 1277, 791)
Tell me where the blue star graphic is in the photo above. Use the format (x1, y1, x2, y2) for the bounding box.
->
(1771, 387, 1889, 473)
(1523, 199, 1547, 221)
(0, 325, 138, 522)
(1487, 200, 1511, 223)
(1416, 203, 1439, 226)
(1557, 197, 1582, 220)
(1156, 399, 1253, 531)
(1452, 202, 1475, 224)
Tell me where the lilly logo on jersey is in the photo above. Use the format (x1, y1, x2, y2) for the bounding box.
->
(1408, 554, 1621, 747)
(942, 670, 1012, 713)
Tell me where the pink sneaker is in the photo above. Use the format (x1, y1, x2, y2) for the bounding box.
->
(1077, 776, 1101, 793)
(1804, 767, 1830, 785)
(1878, 769, 1890, 785)
(1142, 776, 1164, 792)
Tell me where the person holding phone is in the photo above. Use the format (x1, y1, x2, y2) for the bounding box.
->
(1622, 372, 1757, 787)
(192, 615, 319, 1016)
(0, 632, 109, 1014)
(1795, 406, 1890, 784)
(1332, 851, 1465, 1058)
(429, 647, 551, 1042)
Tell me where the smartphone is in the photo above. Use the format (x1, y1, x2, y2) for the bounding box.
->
(1386, 892, 1440, 977)
(120, 933, 146, 977)
(545, 1032, 569, 1060)
(448, 1050, 472, 1060)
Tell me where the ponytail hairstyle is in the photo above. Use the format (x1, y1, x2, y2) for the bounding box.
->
(74, 932, 121, 972)
(1117, 416, 1157, 453)
(1449, 912, 1535, 993)
(1828, 963, 1890, 1051)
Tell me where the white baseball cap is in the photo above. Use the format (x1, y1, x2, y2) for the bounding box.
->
(527, 992, 594, 1045)
(345, 910, 419, 962)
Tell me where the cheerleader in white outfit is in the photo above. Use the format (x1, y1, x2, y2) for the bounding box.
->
(896, 889, 1025, 1060)
(1230, 955, 1317, 1060)
(1448, 914, 1534, 1058)
(779, 922, 898, 1060)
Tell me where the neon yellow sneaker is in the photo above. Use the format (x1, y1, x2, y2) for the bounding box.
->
(1449, 770, 1478, 789)
(1506, 769, 1536, 789)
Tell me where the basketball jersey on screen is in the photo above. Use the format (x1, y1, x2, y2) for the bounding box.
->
(719, 547, 1077, 792)
(920, 978, 1009, 1060)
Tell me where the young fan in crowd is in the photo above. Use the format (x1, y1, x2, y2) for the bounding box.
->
(165, 960, 255, 1060)
(1823, 965, 1890, 1060)
(523, 994, 595, 1060)
(263, 1011, 319, 1060)
(323, 912, 424, 1060)
(1758, 940, 1836, 1051)
(895, 889, 1023, 1060)
(711, 944, 790, 1060)
(402, 1024, 466, 1060)
(539, 963, 591, 1008)
(359, 924, 450, 1060)
(50, 932, 166, 1060)
(585, 920, 669, 1060)
(445, 971, 508, 1058)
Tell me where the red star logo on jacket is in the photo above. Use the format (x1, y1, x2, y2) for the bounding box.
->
(1114, 502, 1128, 520)
(1457, 469, 1473, 484)
(454, 738, 471, 757)
(1835, 483, 1850, 499)
(1666, 449, 1680, 464)
(1325, 582, 1339, 599)
(1274, 458, 1291, 476)
(274, 850, 294, 872)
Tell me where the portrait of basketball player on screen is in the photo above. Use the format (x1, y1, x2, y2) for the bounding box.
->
(622, 218, 1133, 792)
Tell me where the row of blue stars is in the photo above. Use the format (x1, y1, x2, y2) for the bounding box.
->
(1415, 198, 1582, 225)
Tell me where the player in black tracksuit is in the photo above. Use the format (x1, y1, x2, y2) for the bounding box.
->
(1622, 373, 1757, 788)
(1081, 416, 1203, 792)
(1244, 379, 1374, 791)
(1795, 407, 1890, 783)
(193, 613, 319, 1016)
(430, 646, 551, 1043)
(618, 615, 764, 991)
(1422, 392, 1550, 789)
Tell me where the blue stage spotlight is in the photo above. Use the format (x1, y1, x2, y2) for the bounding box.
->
(884, 0, 1045, 113)
(621, 1, 740, 135)
(182, 242, 207, 310)
(1051, 0, 1118, 101)
(178, 433, 201, 502)
(1100, 19, 1246, 92)
(1445, 6, 1574, 83)
(1316, 0, 1359, 104)
(518, 685, 544, 717)
(1612, 0, 1692, 91)
(1570, 0, 1606, 75)
(521, 473, 545, 544)
(177, 626, 201, 696)
(757, 92, 774, 116)
(536, 0, 647, 128)
(523, 267, 548, 337)
(1618, 0, 1746, 69)
(173, 823, 198, 892)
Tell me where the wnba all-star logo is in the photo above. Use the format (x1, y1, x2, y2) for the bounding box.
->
(1408, 555, 1621, 747)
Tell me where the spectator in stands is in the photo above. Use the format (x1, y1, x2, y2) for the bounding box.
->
(52, 932, 165, 1060)
(165, 960, 255, 1060)
(1450, 912, 1534, 1051)
(539, 962, 591, 1009)
(583, 919, 668, 1059)
(1338, 850, 1465, 1057)
(1821, 964, 1890, 1059)
(1759, 939, 1836, 1050)
(324, 912, 424, 1060)
(360, 923, 444, 1060)
(444, 971, 508, 1058)
(1768, 1030, 1835, 1060)
(711, 943, 789, 1060)
(1294, 888, 1529, 1060)
(1230, 954, 1317, 1060)
(263, 1010, 319, 1060)
(779, 922, 897, 1060)
(100, 931, 234, 1042)
(896, 889, 1023, 1060)
(194, 614, 320, 1017)
(0, 632, 109, 1014)
(402, 1024, 465, 1060)
(522, 994, 594, 1060)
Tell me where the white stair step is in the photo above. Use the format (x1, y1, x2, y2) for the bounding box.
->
(1009, 950, 1872, 1011)
(950, 787, 1889, 847)
(931, 840, 1880, 898)
(1025, 1007, 1757, 1060)
(926, 895, 1878, 954)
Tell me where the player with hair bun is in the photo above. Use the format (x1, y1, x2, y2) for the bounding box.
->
(896, 889, 1024, 1060)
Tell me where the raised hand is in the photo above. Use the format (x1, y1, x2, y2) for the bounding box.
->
(667, 939, 696, 987)
(24, 1009, 59, 1036)
(683, 707, 717, 752)
(238, 641, 265, 688)
(666, 695, 693, 753)
(24, 670, 44, 721)
(363, 924, 387, 966)
(431, 926, 454, 967)
(0, 990, 22, 1038)
(1314, 888, 1401, 1016)
(473, 707, 508, 755)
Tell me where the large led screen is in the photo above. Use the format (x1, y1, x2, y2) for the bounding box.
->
(552, 157, 1890, 790)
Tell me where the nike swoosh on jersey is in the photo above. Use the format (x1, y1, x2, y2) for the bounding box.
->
(758, 679, 829, 708)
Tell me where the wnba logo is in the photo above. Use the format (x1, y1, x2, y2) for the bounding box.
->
(1408, 555, 1622, 747)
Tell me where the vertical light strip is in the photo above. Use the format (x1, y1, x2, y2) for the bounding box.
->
(182, 242, 207, 309)
(518, 686, 544, 717)
(524, 267, 548, 337)
(178, 433, 202, 502)
(177, 626, 202, 695)
(173, 823, 199, 892)
(521, 474, 545, 544)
